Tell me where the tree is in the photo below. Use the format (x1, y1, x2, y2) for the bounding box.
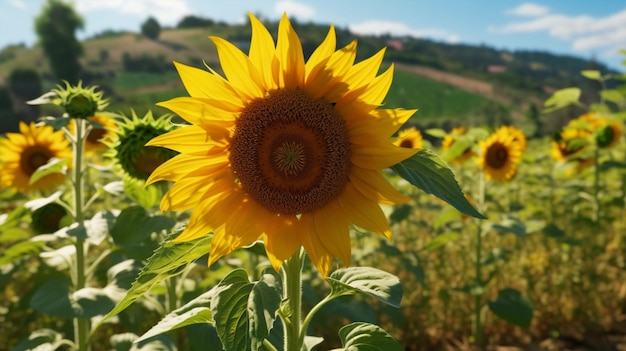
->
(141, 17, 161, 40)
(8, 68, 42, 100)
(177, 15, 215, 28)
(34, 0, 84, 83)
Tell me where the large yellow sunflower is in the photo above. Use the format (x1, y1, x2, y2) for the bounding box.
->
(394, 126, 423, 149)
(0, 121, 71, 192)
(476, 129, 522, 182)
(146, 13, 418, 276)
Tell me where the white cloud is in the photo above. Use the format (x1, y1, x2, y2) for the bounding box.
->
(506, 3, 549, 17)
(74, 0, 192, 26)
(494, 6, 626, 57)
(274, 1, 315, 21)
(348, 20, 460, 44)
(8, 0, 26, 9)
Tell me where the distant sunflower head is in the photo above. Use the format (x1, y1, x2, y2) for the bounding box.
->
(502, 125, 527, 150)
(394, 126, 423, 149)
(52, 81, 109, 119)
(594, 119, 621, 149)
(476, 129, 522, 182)
(31, 202, 69, 234)
(107, 110, 178, 182)
(442, 126, 473, 163)
(550, 125, 590, 162)
(0, 122, 71, 192)
(67, 113, 118, 154)
(146, 12, 418, 276)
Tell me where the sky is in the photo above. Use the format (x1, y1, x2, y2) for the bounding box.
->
(0, 0, 625, 72)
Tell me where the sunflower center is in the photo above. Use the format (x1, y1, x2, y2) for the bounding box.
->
(485, 142, 508, 169)
(20, 146, 53, 176)
(87, 127, 107, 145)
(400, 139, 414, 149)
(230, 89, 351, 215)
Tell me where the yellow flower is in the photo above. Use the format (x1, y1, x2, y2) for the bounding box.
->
(476, 129, 522, 182)
(0, 122, 71, 192)
(502, 125, 527, 150)
(442, 127, 474, 163)
(146, 13, 417, 276)
(68, 114, 118, 154)
(394, 127, 422, 149)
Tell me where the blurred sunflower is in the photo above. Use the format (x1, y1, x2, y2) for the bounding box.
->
(394, 126, 423, 149)
(0, 122, 71, 192)
(106, 110, 177, 182)
(502, 125, 527, 150)
(476, 129, 522, 182)
(67, 114, 118, 154)
(594, 118, 622, 149)
(147, 13, 418, 276)
(442, 127, 473, 163)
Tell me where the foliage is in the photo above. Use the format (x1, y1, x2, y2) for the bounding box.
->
(34, 0, 84, 83)
(177, 15, 215, 28)
(8, 68, 42, 101)
(140, 17, 161, 41)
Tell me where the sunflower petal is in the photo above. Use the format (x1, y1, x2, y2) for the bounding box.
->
(350, 167, 411, 205)
(264, 215, 302, 271)
(351, 140, 418, 169)
(275, 13, 305, 89)
(146, 125, 216, 153)
(209, 201, 262, 267)
(210, 36, 265, 101)
(146, 153, 229, 185)
(305, 25, 336, 80)
(312, 201, 352, 267)
(173, 62, 242, 107)
(337, 183, 392, 239)
(343, 48, 386, 90)
(307, 40, 357, 100)
(299, 215, 334, 277)
(248, 12, 276, 91)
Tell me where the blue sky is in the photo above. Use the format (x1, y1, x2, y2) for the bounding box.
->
(1, 0, 625, 71)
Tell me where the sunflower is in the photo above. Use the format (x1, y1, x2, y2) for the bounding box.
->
(476, 129, 522, 182)
(594, 118, 622, 149)
(106, 110, 177, 182)
(394, 126, 422, 149)
(442, 127, 474, 163)
(68, 114, 118, 154)
(0, 122, 71, 192)
(502, 125, 527, 150)
(146, 13, 418, 276)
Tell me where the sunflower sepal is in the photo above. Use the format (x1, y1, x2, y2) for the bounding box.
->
(391, 149, 486, 219)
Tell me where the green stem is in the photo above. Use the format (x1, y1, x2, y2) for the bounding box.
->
(593, 146, 600, 223)
(72, 118, 90, 351)
(299, 295, 332, 346)
(473, 171, 485, 346)
(282, 248, 304, 351)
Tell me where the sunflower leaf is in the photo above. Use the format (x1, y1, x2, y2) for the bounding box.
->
(136, 288, 216, 343)
(102, 229, 213, 321)
(211, 269, 253, 351)
(12, 328, 65, 351)
(249, 273, 282, 351)
(487, 288, 534, 329)
(331, 322, 403, 351)
(391, 149, 486, 219)
(327, 267, 402, 307)
(29, 157, 68, 185)
(543, 87, 581, 113)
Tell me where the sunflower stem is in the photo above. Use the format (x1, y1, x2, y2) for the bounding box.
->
(71, 118, 90, 351)
(282, 248, 305, 351)
(473, 170, 485, 347)
(593, 146, 600, 223)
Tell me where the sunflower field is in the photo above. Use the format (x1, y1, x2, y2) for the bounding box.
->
(1, 12, 626, 351)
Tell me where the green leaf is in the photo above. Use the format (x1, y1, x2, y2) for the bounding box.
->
(30, 278, 116, 318)
(543, 223, 565, 239)
(29, 157, 67, 185)
(0, 239, 47, 265)
(12, 328, 65, 351)
(111, 206, 175, 245)
(305, 336, 325, 351)
(490, 216, 526, 237)
(487, 288, 533, 328)
(54, 211, 116, 245)
(421, 232, 459, 251)
(211, 269, 253, 351)
(103, 230, 213, 320)
(600, 89, 625, 104)
(389, 203, 412, 225)
(581, 70, 601, 80)
(249, 273, 282, 351)
(601, 160, 626, 171)
(391, 149, 485, 219)
(136, 288, 215, 343)
(24, 191, 63, 211)
(110, 333, 138, 351)
(425, 128, 447, 138)
(124, 177, 162, 209)
(543, 87, 581, 113)
(332, 322, 403, 351)
(327, 267, 403, 307)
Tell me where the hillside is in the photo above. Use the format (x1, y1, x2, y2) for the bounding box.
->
(0, 19, 612, 134)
